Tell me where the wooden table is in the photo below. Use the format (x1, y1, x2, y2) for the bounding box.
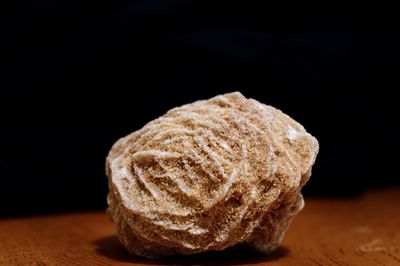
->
(1, 188, 399, 266)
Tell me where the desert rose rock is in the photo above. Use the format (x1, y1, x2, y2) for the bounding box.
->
(106, 92, 319, 258)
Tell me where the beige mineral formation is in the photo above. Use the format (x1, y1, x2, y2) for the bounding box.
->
(106, 92, 319, 258)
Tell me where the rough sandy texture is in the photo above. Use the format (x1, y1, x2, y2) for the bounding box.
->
(106, 92, 319, 258)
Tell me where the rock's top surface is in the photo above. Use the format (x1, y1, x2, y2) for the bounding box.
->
(106, 92, 319, 258)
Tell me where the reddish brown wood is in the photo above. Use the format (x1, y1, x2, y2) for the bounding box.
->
(1, 188, 399, 265)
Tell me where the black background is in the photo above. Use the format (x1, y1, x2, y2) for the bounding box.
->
(1, 2, 400, 217)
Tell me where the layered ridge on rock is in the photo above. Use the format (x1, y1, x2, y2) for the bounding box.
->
(106, 92, 319, 258)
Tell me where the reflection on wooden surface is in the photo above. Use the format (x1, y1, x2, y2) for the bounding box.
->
(0, 188, 399, 265)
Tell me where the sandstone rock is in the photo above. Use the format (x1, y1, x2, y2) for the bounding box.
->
(106, 92, 319, 258)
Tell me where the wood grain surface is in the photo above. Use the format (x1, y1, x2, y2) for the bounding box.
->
(1, 188, 399, 265)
